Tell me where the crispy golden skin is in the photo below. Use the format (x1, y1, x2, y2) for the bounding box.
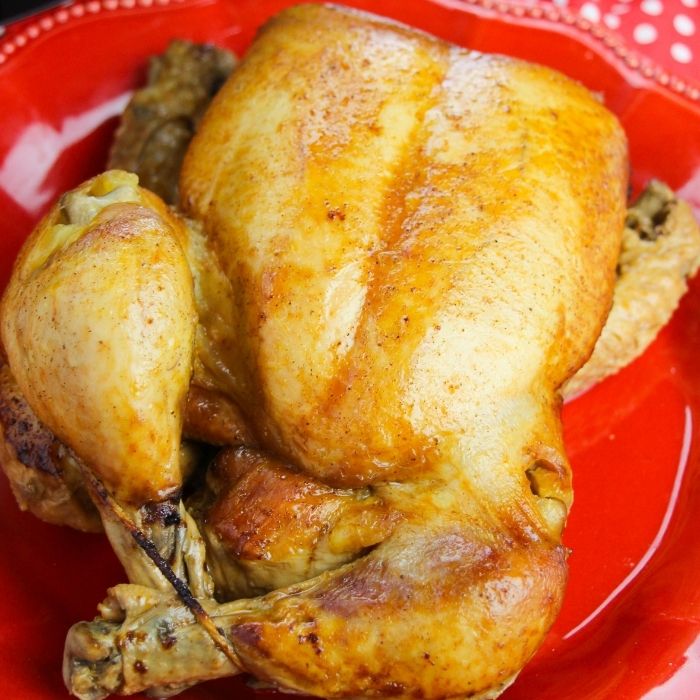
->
(3, 5, 628, 700)
(183, 385, 257, 447)
(182, 6, 627, 489)
(0, 171, 196, 504)
(194, 446, 401, 598)
(179, 4, 625, 697)
(4, 55, 696, 538)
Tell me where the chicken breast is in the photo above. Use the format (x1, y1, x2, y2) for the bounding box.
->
(182, 5, 627, 486)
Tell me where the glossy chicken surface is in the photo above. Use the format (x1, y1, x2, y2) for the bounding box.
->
(182, 5, 627, 488)
(193, 446, 401, 598)
(1, 5, 629, 700)
(1, 171, 196, 504)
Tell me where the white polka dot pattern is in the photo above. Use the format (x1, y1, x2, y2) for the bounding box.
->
(641, 0, 664, 16)
(634, 22, 659, 43)
(671, 41, 694, 62)
(673, 13, 696, 34)
(580, 2, 602, 21)
(568, 0, 698, 77)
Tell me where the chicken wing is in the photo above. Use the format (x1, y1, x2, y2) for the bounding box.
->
(190, 446, 401, 598)
(108, 40, 237, 204)
(564, 180, 700, 397)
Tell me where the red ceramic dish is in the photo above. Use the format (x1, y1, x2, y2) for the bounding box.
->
(1, 1, 699, 699)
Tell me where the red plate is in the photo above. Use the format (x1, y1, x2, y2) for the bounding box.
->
(1, 1, 699, 699)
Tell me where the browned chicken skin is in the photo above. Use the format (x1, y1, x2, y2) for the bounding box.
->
(194, 446, 401, 598)
(184, 385, 257, 447)
(0, 363, 100, 532)
(3, 37, 698, 540)
(108, 40, 236, 204)
(0, 5, 636, 700)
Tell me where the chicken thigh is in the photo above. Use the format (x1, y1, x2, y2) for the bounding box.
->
(2, 5, 628, 700)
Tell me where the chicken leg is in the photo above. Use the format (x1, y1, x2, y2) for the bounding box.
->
(0, 171, 220, 600)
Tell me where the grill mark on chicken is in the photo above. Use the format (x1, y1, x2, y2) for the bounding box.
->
(0, 363, 60, 476)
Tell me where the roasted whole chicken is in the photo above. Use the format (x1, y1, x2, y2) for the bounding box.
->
(1, 3, 688, 699)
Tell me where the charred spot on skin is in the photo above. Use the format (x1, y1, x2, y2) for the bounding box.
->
(230, 622, 267, 655)
(156, 620, 177, 650)
(16, 441, 59, 475)
(123, 630, 147, 645)
(133, 659, 148, 674)
(0, 372, 62, 476)
(380, 681, 406, 696)
(298, 631, 322, 655)
(141, 500, 181, 527)
(324, 200, 347, 221)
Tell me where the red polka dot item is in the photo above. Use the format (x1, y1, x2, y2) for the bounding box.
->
(565, 0, 698, 81)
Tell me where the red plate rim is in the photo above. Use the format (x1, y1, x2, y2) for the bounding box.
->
(1, 1, 700, 699)
(1, 0, 700, 106)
